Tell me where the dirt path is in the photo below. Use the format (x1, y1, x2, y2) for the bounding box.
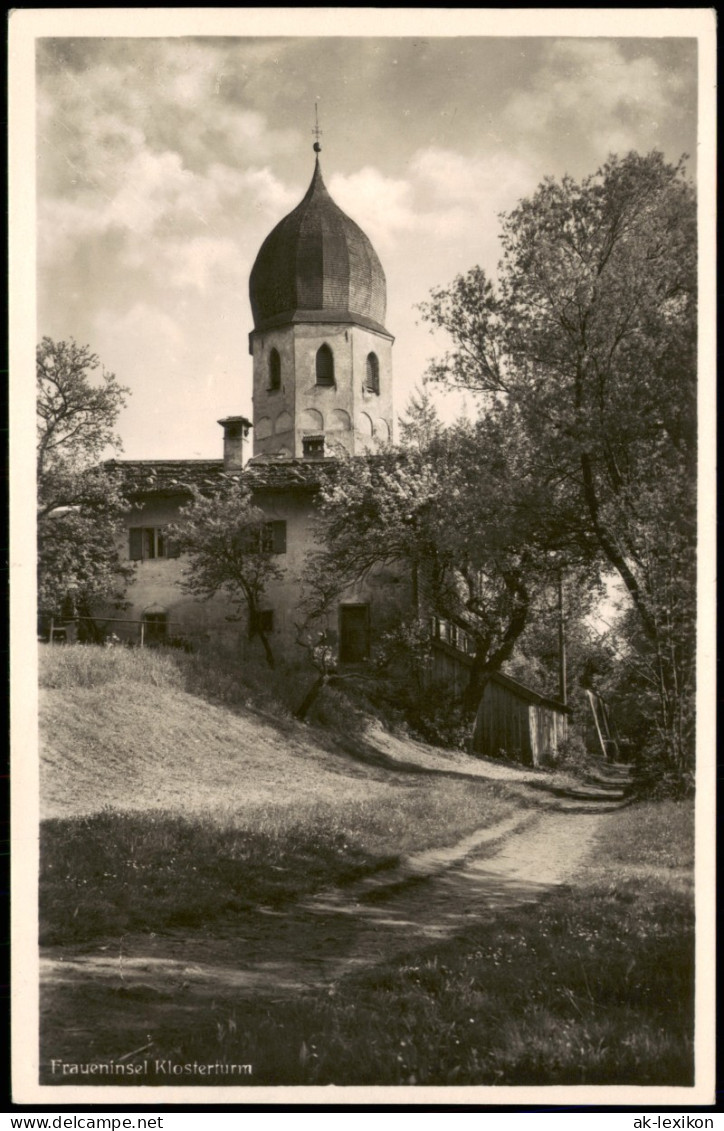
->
(42, 807, 610, 1011)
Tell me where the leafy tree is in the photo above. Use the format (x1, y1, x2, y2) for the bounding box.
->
(301, 400, 577, 712)
(169, 484, 283, 668)
(37, 338, 132, 630)
(503, 576, 617, 754)
(37, 338, 128, 487)
(419, 151, 696, 786)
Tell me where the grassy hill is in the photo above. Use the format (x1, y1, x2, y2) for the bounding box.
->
(41, 662, 412, 820)
(39, 643, 520, 945)
(40, 643, 518, 837)
(38, 645, 695, 1087)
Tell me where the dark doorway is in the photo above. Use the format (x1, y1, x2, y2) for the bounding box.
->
(339, 604, 370, 663)
(142, 611, 167, 646)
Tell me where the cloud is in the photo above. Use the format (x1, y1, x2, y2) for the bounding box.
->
(328, 146, 535, 264)
(411, 147, 531, 204)
(328, 167, 417, 247)
(165, 235, 242, 292)
(325, 145, 539, 426)
(38, 46, 300, 303)
(90, 300, 238, 459)
(38, 39, 300, 179)
(34, 36, 697, 460)
(36, 38, 301, 251)
(501, 40, 689, 169)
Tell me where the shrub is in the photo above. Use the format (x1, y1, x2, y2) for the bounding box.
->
(553, 731, 591, 771)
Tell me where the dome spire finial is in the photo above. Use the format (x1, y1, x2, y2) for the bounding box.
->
(312, 100, 322, 154)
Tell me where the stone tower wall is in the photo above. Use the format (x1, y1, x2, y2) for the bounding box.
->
(250, 321, 393, 457)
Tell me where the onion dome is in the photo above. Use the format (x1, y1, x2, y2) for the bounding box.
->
(249, 156, 388, 335)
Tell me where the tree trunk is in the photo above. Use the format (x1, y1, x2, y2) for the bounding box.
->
(462, 571, 530, 711)
(257, 630, 275, 669)
(294, 674, 326, 720)
(463, 656, 490, 712)
(580, 451, 658, 643)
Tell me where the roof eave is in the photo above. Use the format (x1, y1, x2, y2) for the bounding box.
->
(251, 309, 393, 339)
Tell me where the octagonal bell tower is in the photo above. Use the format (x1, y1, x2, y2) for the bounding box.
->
(248, 143, 394, 459)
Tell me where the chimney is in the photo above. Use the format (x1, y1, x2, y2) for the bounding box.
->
(218, 416, 252, 470)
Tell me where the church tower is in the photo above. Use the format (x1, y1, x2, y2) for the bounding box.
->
(248, 143, 394, 459)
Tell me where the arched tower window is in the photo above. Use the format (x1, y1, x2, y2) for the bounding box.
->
(316, 344, 335, 386)
(365, 352, 380, 394)
(268, 348, 281, 391)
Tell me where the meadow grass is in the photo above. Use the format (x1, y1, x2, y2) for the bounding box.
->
(40, 641, 186, 691)
(40, 641, 519, 944)
(40, 776, 515, 946)
(95, 799, 693, 1087)
(39, 639, 358, 728)
(39, 645, 694, 1085)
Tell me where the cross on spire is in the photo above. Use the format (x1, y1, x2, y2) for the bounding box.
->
(312, 101, 322, 153)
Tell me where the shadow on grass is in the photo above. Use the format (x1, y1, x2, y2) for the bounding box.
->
(40, 867, 694, 1088)
(328, 732, 637, 817)
(39, 810, 399, 947)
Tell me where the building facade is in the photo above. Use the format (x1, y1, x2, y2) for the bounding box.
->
(101, 149, 411, 664)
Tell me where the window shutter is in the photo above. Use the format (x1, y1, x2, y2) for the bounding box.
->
(129, 528, 144, 560)
(272, 520, 287, 554)
(269, 348, 281, 391)
(366, 352, 380, 393)
(316, 344, 334, 386)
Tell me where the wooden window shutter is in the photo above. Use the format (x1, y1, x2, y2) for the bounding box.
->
(129, 527, 144, 560)
(316, 344, 334, 386)
(366, 352, 380, 393)
(271, 520, 287, 554)
(269, 348, 281, 391)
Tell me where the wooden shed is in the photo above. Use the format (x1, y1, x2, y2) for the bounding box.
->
(471, 671, 570, 767)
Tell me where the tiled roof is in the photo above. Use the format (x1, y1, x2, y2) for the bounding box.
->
(103, 459, 230, 496)
(239, 456, 342, 493)
(103, 456, 342, 497)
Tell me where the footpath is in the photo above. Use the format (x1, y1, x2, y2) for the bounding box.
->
(42, 760, 633, 1004)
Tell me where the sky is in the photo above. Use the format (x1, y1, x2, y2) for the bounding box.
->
(35, 26, 699, 460)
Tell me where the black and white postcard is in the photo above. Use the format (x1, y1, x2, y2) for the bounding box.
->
(10, 7, 717, 1107)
